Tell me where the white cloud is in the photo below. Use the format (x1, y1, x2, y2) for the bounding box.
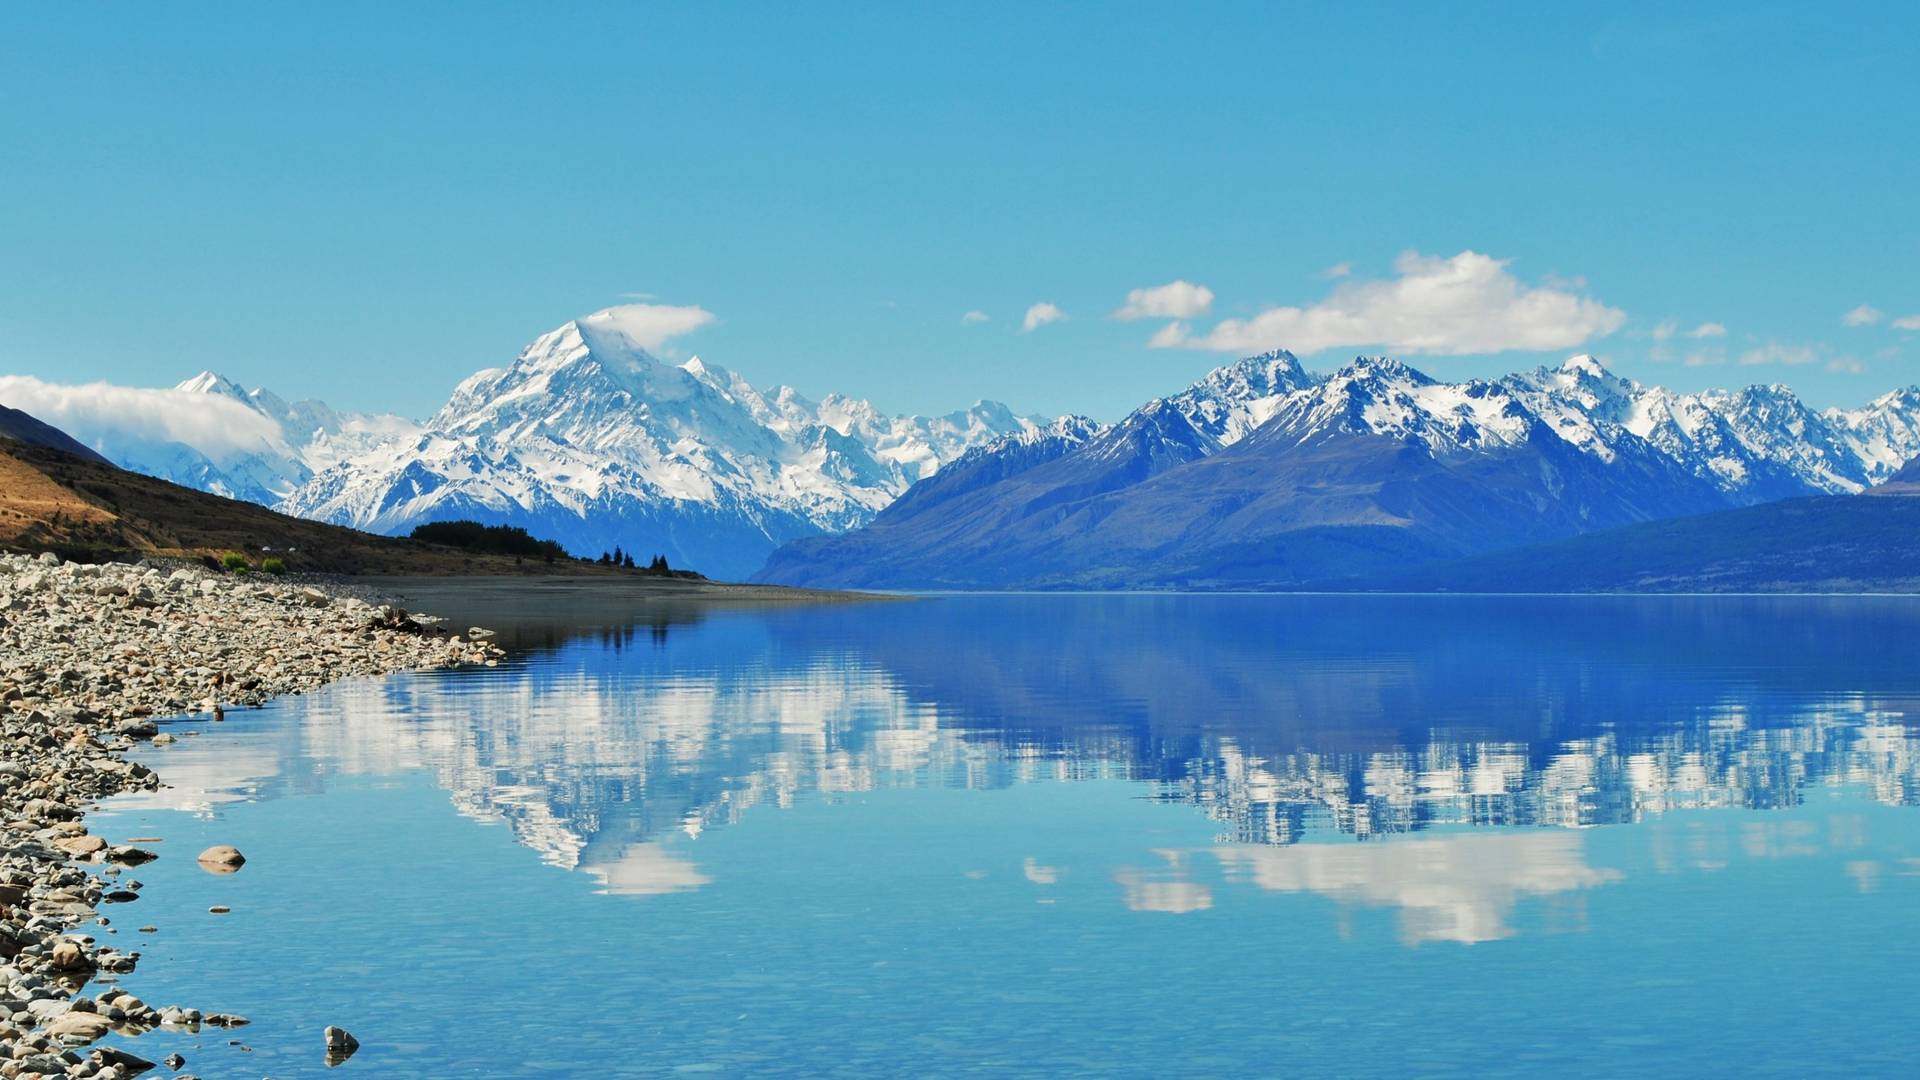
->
(1737, 342, 1821, 367)
(1113, 280, 1214, 321)
(961, 310, 991, 325)
(578, 303, 716, 352)
(0, 375, 282, 460)
(1151, 250, 1626, 356)
(1147, 322, 1190, 349)
(1652, 320, 1722, 351)
(1826, 356, 1867, 374)
(1320, 262, 1353, 279)
(1021, 301, 1066, 333)
(1892, 315, 1920, 331)
(1651, 317, 1728, 355)
(1843, 304, 1884, 327)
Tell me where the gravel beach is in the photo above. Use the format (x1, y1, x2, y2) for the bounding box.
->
(0, 552, 501, 1077)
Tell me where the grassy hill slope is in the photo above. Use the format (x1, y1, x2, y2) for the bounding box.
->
(0, 436, 608, 575)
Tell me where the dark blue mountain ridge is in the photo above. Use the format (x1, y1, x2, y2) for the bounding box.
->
(1878, 453, 1920, 492)
(752, 352, 1907, 590)
(1358, 459, 1920, 593)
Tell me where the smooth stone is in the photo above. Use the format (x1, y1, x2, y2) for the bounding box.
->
(52, 834, 106, 858)
(195, 845, 245, 872)
(43, 1010, 113, 1042)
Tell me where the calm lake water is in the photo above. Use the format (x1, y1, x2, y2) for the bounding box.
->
(89, 594, 1920, 1077)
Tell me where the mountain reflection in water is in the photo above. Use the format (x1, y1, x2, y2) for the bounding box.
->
(127, 595, 1920, 942)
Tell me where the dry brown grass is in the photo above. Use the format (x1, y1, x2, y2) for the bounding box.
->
(0, 440, 623, 576)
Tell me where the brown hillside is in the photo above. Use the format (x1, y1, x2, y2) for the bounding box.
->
(0, 438, 609, 575)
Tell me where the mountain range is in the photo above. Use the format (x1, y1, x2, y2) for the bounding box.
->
(0, 313, 1055, 579)
(755, 353, 1920, 589)
(277, 316, 1054, 578)
(9, 311, 1920, 588)
(0, 370, 423, 508)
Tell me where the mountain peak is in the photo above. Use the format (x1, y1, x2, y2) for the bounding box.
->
(1157, 351, 1318, 452)
(175, 371, 250, 399)
(1334, 355, 1431, 385)
(1185, 351, 1315, 400)
(1247, 348, 1301, 363)
(1559, 354, 1611, 378)
(1868, 385, 1920, 409)
(1224, 349, 1306, 379)
(573, 308, 668, 362)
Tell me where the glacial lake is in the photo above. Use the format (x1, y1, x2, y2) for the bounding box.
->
(89, 594, 1920, 1077)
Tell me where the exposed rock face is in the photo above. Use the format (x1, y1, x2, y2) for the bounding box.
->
(0, 551, 503, 1070)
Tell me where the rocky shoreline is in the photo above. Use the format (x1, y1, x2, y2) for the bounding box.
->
(0, 553, 502, 1078)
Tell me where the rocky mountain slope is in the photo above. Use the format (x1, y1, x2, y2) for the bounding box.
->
(756, 354, 1920, 589)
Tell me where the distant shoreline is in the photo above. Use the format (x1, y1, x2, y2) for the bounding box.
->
(358, 574, 903, 651)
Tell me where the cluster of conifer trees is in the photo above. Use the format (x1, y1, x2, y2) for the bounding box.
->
(596, 546, 671, 572)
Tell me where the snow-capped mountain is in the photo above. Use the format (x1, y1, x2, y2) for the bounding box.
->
(176, 371, 423, 476)
(0, 370, 418, 506)
(18, 319, 1920, 586)
(1225, 353, 1920, 499)
(757, 353, 1920, 589)
(1208, 352, 1918, 500)
(1501, 358, 1912, 500)
(165, 371, 422, 502)
(1158, 349, 1318, 450)
(281, 312, 1057, 578)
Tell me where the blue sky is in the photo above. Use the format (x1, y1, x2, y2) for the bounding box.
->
(2, 2, 1916, 420)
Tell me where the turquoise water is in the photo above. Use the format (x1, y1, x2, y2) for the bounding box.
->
(88, 595, 1920, 1077)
